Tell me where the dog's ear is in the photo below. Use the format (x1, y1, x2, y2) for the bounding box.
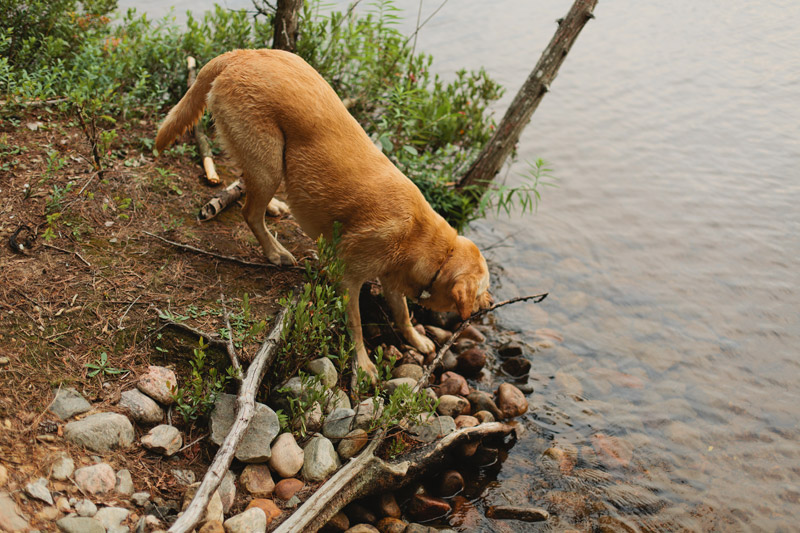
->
(451, 278, 477, 320)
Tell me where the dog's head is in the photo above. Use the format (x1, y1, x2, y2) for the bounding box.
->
(420, 236, 492, 319)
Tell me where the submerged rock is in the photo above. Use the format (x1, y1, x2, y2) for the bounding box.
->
(407, 494, 451, 522)
(485, 505, 549, 522)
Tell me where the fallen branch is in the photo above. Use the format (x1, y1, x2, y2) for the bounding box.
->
(153, 307, 228, 350)
(197, 180, 244, 221)
(186, 56, 220, 185)
(168, 303, 293, 533)
(219, 293, 242, 375)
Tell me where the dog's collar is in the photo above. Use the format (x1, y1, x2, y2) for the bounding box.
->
(417, 247, 453, 301)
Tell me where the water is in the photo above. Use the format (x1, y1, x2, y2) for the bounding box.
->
(121, 0, 800, 529)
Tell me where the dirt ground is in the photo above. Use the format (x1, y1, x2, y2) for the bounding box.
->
(0, 108, 314, 516)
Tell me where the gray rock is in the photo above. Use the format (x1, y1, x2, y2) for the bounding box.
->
(442, 350, 458, 372)
(56, 517, 105, 533)
(141, 425, 182, 456)
(285, 495, 301, 509)
(171, 469, 195, 486)
(50, 454, 75, 481)
(224, 507, 266, 533)
(268, 433, 304, 478)
(94, 506, 130, 533)
(25, 477, 53, 505)
(136, 366, 177, 405)
(131, 492, 150, 507)
(385, 377, 417, 396)
(408, 415, 456, 443)
(302, 435, 341, 482)
(115, 469, 133, 495)
(325, 389, 351, 413)
(353, 398, 383, 430)
(219, 470, 236, 513)
(209, 394, 279, 463)
(0, 491, 29, 531)
(50, 388, 91, 420)
(293, 402, 323, 434)
(75, 499, 98, 517)
(74, 464, 116, 495)
(182, 484, 223, 524)
(322, 408, 355, 440)
(391, 364, 424, 381)
(64, 412, 134, 453)
(118, 389, 164, 424)
(306, 357, 338, 388)
(436, 395, 469, 418)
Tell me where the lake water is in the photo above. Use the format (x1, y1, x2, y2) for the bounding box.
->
(121, 0, 800, 530)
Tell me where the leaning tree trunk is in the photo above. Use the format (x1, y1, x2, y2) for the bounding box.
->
(456, 0, 598, 193)
(272, 0, 304, 52)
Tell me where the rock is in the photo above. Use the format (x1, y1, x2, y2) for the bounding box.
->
(0, 465, 6, 487)
(375, 517, 406, 533)
(457, 325, 485, 343)
(56, 516, 105, 533)
(326, 389, 351, 413)
(450, 496, 480, 529)
(390, 364, 424, 381)
(285, 495, 301, 509)
(451, 338, 475, 354)
(306, 357, 338, 388)
(172, 469, 196, 486)
(198, 520, 225, 533)
(119, 389, 164, 423)
(423, 325, 451, 344)
(131, 492, 150, 507)
(274, 478, 303, 500)
(94, 506, 130, 533)
(224, 507, 266, 533)
(75, 498, 97, 517)
(516, 382, 535, 394)
(337, 428, 368, 460)
(604, 483, 664, 514)
(56, 496, 71, 513)
(500, 357, 531, 378)
(455, 348, 486, 376)
(245, 499, 281, 525)
(344, 525, 379, 533)
(25, 477, 53, 505)
(241, 464, 274, 497)
(458, 441, 480, 458)
(353, 398, 383, 430)
(442, 350, 458, 371)
(0, 491, 29, 531)
(50, 454, 75, 481)
(64, 412, 134, 453)
(210, 393, 279, 463)
(399, 349, 424, 366)
(141, 424, 182, 456)
(384, 377, 417, 395)
(485, 505, 549, 522)
(74, 463, 116, 495)
(344, 502, 377, 524)
(115, 469, 133, 495)
(322, 510, 349, 531)
(405, 525, 436, 533)
(473, 410, 495, 424)
(408, 415, 456, 443)
(407, 494, 450, 522)
(467, 391, 502, 420)
(182, 484, 224, 523)
(219, 470, 236, 513)
(439, 372, 469, 396)
(454, 415, 479, 429)
(50, 388, 92, 421)
(378, 492, 401, 518)
(497, 341, 523, 358)
(302, 435, 341, 481)
(554, 371, 583, 396)
(591, 433, 634, 469)
(438, 470, 464, 497)
(495, 383, 528, 419)
(137, 366, 177, 404)
(436, 395, 469, 417)
(37, 504, 61, 521)
(268, 433, 304, 478)
(322, 408, 356, 440)
(294, 401, 324, 433)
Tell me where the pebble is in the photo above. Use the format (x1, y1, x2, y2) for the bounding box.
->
(302, 435, 341, 482)
(182, 484, 224, 523)
(25, 477, 53, 505)
(423, 325, 451, 344)
(436, 395, 469, 417)
(345, 525, 379, 533)
(438, 470, 464, 497)
(542, 445, 578, 474)
(49, 388, 91, 420)
(322, 408, 356, 440)
(405, 525, 436, 533)
(94, 506, 130, 533)
(455, 348, 486, 376)
(495, 383, 529, 419)
(554, 371, 583, 396)
(141, 424, 182, 456)
(457, 325, 485, 343)
(474, 410, 495, 424)
(384, 377, 417, 395)
(591, 433, 634, 469)
(274, 478, 303, 500)
(399, 349, 424, 366)
(0, 491, 29, 531)
(467, 391, 502, 420)
(131, 492, 150, 507)
(137, 366, 177, 404)
(245, 498, 281, 525)
(295, 401, 324, 433)
(408, 415, 456, 443)
(485, 505, 549, 522)
(74, 463, 116, 495)
(268, 433, 304, 478)
(36, 505, 61, 521)
(241, 464, 274, 497)
(56, 516, 105, 533)
(56, 496, 71, 513)
(306, 357, 338, 388)
(500, 357, 531, 378)
(64, 412, 134, 453)
(407, 493, 451, 522)
(326, 389, 351, 413)
(376, 517, 406, 533)
(75, 498, 98, 517)
(115, 469, 133, 495)
(391, 364, 424, 381)
(605, 483, 664, 513)
(119, 389, 164, 423)
(439, 372, 469, 395)
(353, 398, 383, 430)
(0, 464, 6, 487)
(172, 469, 196, 486)
(441, 350, 458, 371)
(50, 454, 75, 481)
(224, 507, 267, 533)
(497, 341, 523, 358)
(378, 492, 401, 518)
(198, 520, 224, 533)
(209, 393, 279, 463)
(219, 470, 236, 513)
(337, 428, 368, 460)
(324, 510, 350, 531)
(285, 495, 301, 508)
(344, 502, 376, 524)
(454, 415, 479, 429)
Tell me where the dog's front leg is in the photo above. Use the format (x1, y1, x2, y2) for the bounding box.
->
(382, 286, 436, 355)
(343, 279, 378, 382)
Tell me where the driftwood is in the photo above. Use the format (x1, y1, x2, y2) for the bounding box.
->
(274, 422, 514, 533)
(168, 303, 293, 533)
(186, 56, 220, 185)
(456, 0, 598, 192)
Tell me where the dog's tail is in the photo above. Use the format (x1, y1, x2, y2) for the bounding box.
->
(155, 53, 232, 153)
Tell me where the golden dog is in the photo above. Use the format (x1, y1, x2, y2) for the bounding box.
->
(156, 49, 492, 379)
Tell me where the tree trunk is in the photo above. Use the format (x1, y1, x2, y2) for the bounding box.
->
(272, 0, 304, 53)
(456, 0, 598, 192)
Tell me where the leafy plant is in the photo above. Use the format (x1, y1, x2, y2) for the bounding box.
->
(170, 338, 238, 423)
(86, 351, 127, 378)
(478, 158, 558, 217)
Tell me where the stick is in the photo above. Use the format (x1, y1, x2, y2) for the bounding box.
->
(219, 293, 242, 375)
(197, 180, 244, 221)
(153, 307, 228, 349)
(41, 243, 92, 267)
(168, 303, 293, 533)
(186, 56, 220, 185)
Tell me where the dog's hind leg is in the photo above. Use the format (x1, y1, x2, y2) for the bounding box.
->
(241, 173, 296, 266)
(382, 285, 436, 354)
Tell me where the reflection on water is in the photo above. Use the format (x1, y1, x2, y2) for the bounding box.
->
(123, 0, 800, 529)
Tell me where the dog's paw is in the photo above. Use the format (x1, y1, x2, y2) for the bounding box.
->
(360, 360, 379, 383)
(266, 198, 290, 217)
(268, 248, 297, 266)
(408, 329, 436, 354)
